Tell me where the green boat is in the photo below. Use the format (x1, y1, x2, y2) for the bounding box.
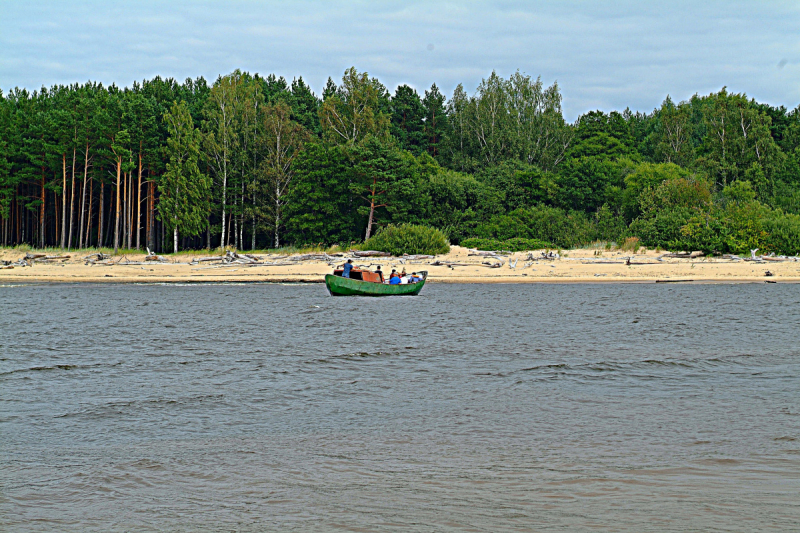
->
(325, 270, 428, 296)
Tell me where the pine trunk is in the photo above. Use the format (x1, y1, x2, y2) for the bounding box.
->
(114, 158, 121, 254)
(127, 171, 133, 250)
(40, 170, 45, 248)
(365, 201, 375, 241)
(68, 148, 76, 249)
(136, 152, 142, 250)
(98, 183, 104, 247)
(60, 154, 66, 249)
(85, 178, 93, 247)
(78, 143, 89, 249)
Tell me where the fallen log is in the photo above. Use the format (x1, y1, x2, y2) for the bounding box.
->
(350, 250, 392, 257)
(468, 250, 509, 257)
(661, 251, 704, 258)
(287, 253, 333, 262)
(403, 254, 435, 260)
(431, 261, 472, 267)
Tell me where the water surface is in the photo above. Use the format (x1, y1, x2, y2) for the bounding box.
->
(2, 283, 799, 531)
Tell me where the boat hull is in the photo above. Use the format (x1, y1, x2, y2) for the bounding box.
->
(325, 272, 427, 296)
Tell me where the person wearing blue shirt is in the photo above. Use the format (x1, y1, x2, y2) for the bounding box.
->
(342, 259, 354, 278)
(389, 275, 401, 285)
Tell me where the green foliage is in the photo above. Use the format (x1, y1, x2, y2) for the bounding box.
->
(3, 72, 800, 257)
(361, 223, 450, 256)
(474, 205, 596, 249)
(763, 211, 800, 255)
(622, 162, 697, 221)
(159, 100, 210, 248)
(319, 67, 390, 145)
(460, 237, 555, 251)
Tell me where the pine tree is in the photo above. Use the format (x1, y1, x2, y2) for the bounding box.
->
(390, 84, 426, 154)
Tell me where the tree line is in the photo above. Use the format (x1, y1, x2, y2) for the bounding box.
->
(1, 67, 800, 254)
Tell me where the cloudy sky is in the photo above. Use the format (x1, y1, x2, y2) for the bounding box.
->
(1, 0, 798, 120)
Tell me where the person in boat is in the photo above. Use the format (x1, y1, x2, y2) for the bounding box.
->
(409, 272, 422, 283)
(389, 269, 400, 280)
(375, 265, 384, 282)
(342, 259, 354, 278)
(389, 272, 402, 285)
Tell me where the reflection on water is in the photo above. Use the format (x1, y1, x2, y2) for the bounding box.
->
(2, 283, 799, 531)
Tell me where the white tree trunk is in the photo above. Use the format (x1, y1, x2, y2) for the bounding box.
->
(174, 226, 178, 254)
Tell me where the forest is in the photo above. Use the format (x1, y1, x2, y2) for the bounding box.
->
(1, 67, 800, 255)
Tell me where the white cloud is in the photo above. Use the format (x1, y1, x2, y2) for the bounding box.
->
(1, 0, 798, 120)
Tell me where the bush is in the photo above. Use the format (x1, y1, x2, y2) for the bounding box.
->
(763, 211, 800, 255)
(618, 236, 641, 252)
(361, 224, 450, 256)
(473, 205, 597, 249)
(460, 237, 556, 252)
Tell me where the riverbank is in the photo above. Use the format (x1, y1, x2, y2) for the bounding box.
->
(1, 246, 799, 284)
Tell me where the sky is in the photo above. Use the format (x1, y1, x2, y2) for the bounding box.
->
(1, 0, 799, 120)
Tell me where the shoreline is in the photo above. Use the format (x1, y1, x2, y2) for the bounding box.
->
(2, 246, 799, 285)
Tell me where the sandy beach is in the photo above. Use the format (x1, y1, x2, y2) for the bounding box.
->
(2, 246, 798, 284)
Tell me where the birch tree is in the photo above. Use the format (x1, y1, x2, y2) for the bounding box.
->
(257, 101, 309, 247)
(203, 72, 242, 248)
(160, 101, 210, 253)
(319, 67, 390, 145)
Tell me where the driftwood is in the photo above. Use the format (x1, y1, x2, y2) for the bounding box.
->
(287, 253, 334, 262)
(0, 265, 14, 269)
(403, 254, 435, 260)
(145, 247, 168, 262)
(527, 251, 559, 261)
(21, 253, 72, 266)
(245, 262, 294, 267)
(469, 250, 508, 257)
(350, 250, 391, 257)
(431, 260, 472, 267)
(661, 251, 704, 258)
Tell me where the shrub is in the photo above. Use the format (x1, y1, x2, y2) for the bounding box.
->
(618, 236, 641, 252)
(473, 205, 597, 249)
(361, 224, 450, 256)
(460, 237, 555, 252)
(763, 211, 800, 255)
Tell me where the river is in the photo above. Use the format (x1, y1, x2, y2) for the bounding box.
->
(2, 282, 799, 531)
